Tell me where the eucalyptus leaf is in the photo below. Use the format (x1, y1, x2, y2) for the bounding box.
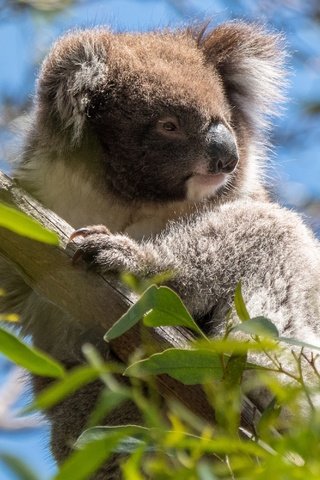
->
(115, 437, 147, 454)
(233, 316, 279, 338)
(224, 353, 247, 387)
(142, 286, 203, 336)
(125, 348, 223, 385)
(0, 313, 19, 322)
(279, 336, 320, 352)
(104, 285, 155, 341)
(234, 282, 250, 322)
(0, 326, 65, 378)
(54, 433, 124, 480)
(194, 337, 278, 354)
(256, 397, 282, 436)
(76, 425, 149, 448)
(105, 285, 203, 342)
(0, 202, 59, 245)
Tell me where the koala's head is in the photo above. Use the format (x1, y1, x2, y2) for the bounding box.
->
(36, 22, 286, 203)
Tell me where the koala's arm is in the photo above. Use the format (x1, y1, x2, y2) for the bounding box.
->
(73, 200, 320, 343)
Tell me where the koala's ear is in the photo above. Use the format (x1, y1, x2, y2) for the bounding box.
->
(195, 22, 287, 131)
(37, 29, 110, 144)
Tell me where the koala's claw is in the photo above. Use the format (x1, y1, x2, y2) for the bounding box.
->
(69, 228, 91, 242)
(69, 225, 110, 243)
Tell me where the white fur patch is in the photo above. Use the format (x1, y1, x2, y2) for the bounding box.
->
(228, 57, 285, 130)
(186, 173, 227, 202)
(241, 143, 265, 196)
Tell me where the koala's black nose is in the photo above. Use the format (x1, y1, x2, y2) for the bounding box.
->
(206, 123, 239, 174)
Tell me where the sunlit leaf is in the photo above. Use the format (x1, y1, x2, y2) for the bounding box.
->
(0, 203, 59, 245)
(76, 425, 149, 449)
(279, 336, 320, 352)
(194, 337, 278, 354)
(105, 285, 204, 342)
(142, 286, 204, 335)
(120, 272, 143, 292)
(234, 282, 250, 322)
(170, 435, 267, 457)
(121, 446, 145, 480)
(120, 271, 173, 294)
(104, 285, 155, 341)
(54, 433, 124, 480)
(0, 313, 19, 322)
(0, 326, 64, 378)
(125, 348, 223, 385)
(233, 316, 279, 338)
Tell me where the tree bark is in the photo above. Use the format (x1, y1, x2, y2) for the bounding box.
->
(0, 170, 261, 434)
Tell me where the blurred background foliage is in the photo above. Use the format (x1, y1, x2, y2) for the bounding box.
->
(0, 1, 319, 479)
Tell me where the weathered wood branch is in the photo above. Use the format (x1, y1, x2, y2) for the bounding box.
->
(0, 170, 261, 433)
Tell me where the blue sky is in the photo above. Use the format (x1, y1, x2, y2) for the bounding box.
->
(0, 1, 319, 478)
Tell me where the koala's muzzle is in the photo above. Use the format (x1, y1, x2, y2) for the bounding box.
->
(206, 123, 239, 174)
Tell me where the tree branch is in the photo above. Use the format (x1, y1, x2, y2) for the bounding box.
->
(0, 170, 261, 434)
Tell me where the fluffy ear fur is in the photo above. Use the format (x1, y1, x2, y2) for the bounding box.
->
(195, 22, 287, 132)
(37, 29, 110, 144)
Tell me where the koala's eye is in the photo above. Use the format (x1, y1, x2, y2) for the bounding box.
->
(156, 116, 182, 137)
(162, 121, 177, 131)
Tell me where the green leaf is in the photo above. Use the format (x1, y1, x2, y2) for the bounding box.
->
(0, 326, 65, 378)
(125, 348, 223, 385)
(256, 397, 282, 436)
(105, 285, 155, 341)
(142, 286, 204, 336)
(87, 389, 130, 427)
(223, 353, 247, 387)
(121, 445, 145, 479)
(114, 437, 146, 454)
(174, 435, 267, 457)
(0, 203, 59, 245)
(75, 425, 149, 449)
(27, 365, 100, 411)
(54, 433, 124, 480)
(234, 282, 250, 322)
(0, 454, 40, 480)
(76, 425, 151, 455)
(194, 337, 278, 354)
(279, 336, 320, 352)
(197, 462, 219, 480)
(105, 285, 204, 342)
(120, 271, 174, 293)
(0, 312, 19, 322)
(232, 316, 279, 338)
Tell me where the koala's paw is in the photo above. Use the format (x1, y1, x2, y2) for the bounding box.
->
(69, 226, 148, 275)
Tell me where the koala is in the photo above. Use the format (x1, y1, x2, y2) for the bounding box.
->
(1, 21, 320, 478)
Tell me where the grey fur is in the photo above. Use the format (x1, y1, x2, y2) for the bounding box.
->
(1, 22, 319, 478)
